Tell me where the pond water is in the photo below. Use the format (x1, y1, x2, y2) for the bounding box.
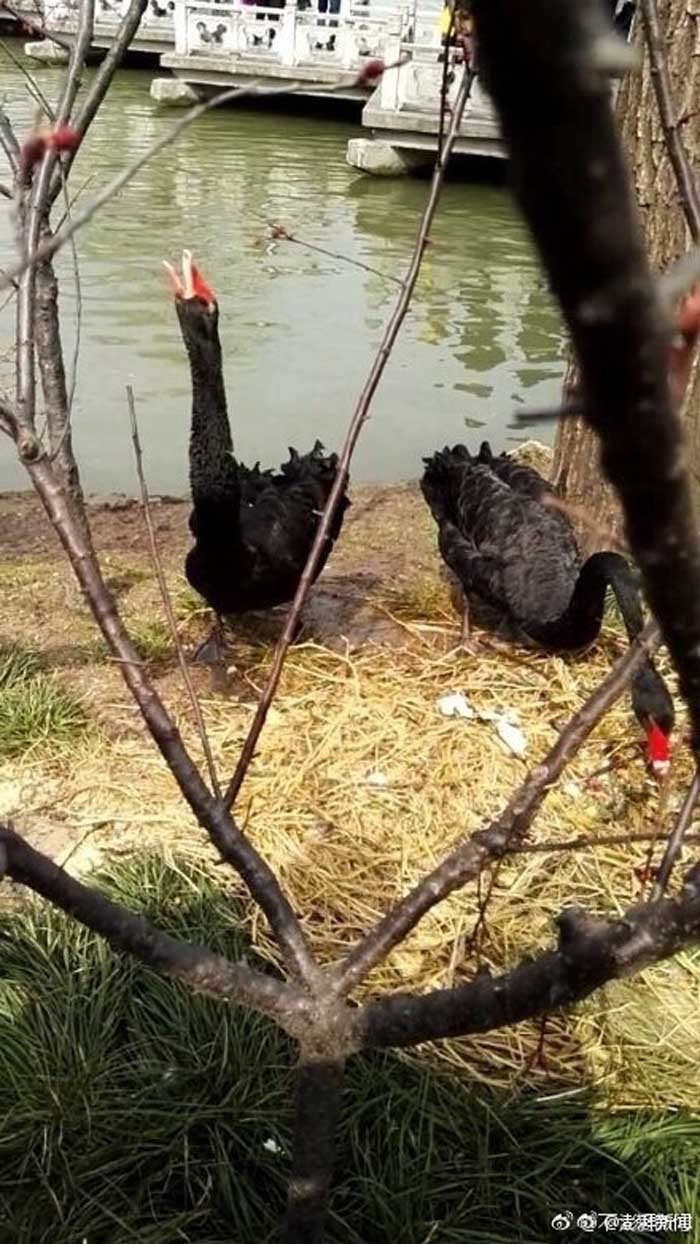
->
(0, 40, 565, 495)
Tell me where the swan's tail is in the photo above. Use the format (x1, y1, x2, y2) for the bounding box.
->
(420, 444, 474, 522)
(280, 440, 341, 487)
(279, 442, 351, 535)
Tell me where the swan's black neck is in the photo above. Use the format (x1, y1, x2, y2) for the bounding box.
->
(527, 551, 630, 652)
(528, 551, 674, 735)
(180, 311, 240, 540)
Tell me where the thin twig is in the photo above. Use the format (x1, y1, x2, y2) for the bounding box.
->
(436, 7, 455, 159)
(0, 68, 399, 289)
(0, 104, 19, 171)
(266, 223, 403, 287)
(651, 767, 700, 899)
(0, 38, 54, 117)
(638, 0, 700, 242)
(0, 395, 18, 438)
(331, 621, 660, 997)
(19, 449, 317, 986)
(126, 384, 222, 800)
(356, 861, 700, 1049)
(48, 0, 147, 201)
(62, 175, 82, 421)
(0, 0, 73, 50)
(514, 400, 583, 425)
(223, 65, 478, 811)
(508, 828, 700, 856)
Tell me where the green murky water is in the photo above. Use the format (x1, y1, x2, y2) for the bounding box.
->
(0, 40, 564, 494)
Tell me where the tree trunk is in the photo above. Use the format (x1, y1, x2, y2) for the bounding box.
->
(552, 0, 700, 555)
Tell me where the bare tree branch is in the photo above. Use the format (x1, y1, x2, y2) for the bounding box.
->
(471, 0, 700, 751)
(0, 0, 73, 51)
(0, 71, 390, 290)
(0, 104, 19, 171)
(0, 823, 304, 1026)
(332, 622, 659, 997)
(638, 0, 700, 242)
(54, 0, 95, 127)
(0, 394, 19, 437)
(223, 65, 478, 811)
(126, 384, 222, 800)
(357, 861, 700, 1049)
(33, 256, 93, 539)
(12, 448, 318, 985)
(508, 826, 700, 857)
(265, 223, 403, 287)
(282, 1058, 345, 1244)
(651, 766, 700, 898)
(48, 0, 147, 201)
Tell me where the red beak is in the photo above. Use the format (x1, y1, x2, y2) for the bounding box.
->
(646, 721, 671, 779)
(162, 249, 216, 308)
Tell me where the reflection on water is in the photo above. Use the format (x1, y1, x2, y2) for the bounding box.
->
(0, 43, 564, 494)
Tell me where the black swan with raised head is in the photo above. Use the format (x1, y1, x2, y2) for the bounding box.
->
(165, 250, 350, 657)
(420, 441, 674, 774)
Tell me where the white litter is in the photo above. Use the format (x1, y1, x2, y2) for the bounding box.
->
(364, 770, 389, 787)
(437, 693, 527, 757)
(492, 717, 527, 758)
(437, 692, 477, 719)
(263, 1138, 284, 1155)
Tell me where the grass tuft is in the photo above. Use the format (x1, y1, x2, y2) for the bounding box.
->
(0, 853, 697, 1243)
(0, 641, 87, 759)
(127, 619, 173, 667)
(0, 641, 43, 687)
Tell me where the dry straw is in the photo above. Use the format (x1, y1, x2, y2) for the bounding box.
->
(1, 455, 698, 1109)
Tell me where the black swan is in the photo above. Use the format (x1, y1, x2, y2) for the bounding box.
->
(165, 250, 350, 658)
(420, 441, 674, 774)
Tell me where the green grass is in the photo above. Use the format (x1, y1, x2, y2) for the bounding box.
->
(0, 853, 697, 1243)
(127, 619, 173, 667)
(381, 576, 451, 623)
(51, 619, 175, 671)
(0, 642, 88, 759)
(175, 582, 208, 623)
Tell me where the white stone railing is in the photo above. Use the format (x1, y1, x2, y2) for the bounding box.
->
(33, 0, 175, 35)
(179, 0, 414, 70)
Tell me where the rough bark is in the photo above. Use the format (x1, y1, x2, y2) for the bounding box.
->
(552, 0, 700, 553)
(35, 251, 94, 548)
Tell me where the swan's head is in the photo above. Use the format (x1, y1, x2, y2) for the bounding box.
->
(630, 663, 675, 780)
(163, 250, 218, 347)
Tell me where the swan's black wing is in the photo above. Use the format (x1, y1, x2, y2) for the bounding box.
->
(476, 441, 559, 505)
(237, 443, 350, 607)
(421, 444, 581, 629)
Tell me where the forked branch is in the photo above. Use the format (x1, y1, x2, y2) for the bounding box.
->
(332, 621, 659, 996)
(0, 823, 303, 1026)
(357, 861, 700, 1048)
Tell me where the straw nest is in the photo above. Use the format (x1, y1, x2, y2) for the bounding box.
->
(1, 450, 699, 1111)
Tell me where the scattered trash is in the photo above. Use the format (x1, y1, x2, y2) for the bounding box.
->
(437, 692, 527, 757)
(493, 716, 527, 758)
(263, 1138, 284, 1155)
(437, 692, 476, 720)
(563, 780, 582, 799)
(364, 770, 389, 787)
